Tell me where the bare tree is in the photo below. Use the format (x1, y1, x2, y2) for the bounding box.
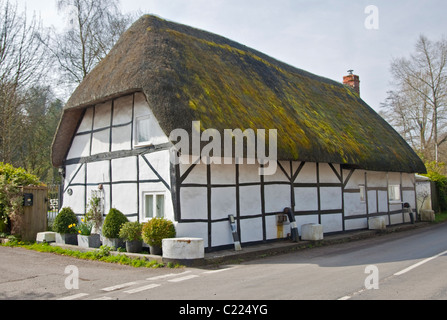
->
(47, 0, 134, 91)
(381, 82, 434, 160)
(0, 0, 50, 164)
(385, 35, 447, 163)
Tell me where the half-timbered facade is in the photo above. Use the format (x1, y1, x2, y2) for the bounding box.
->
(52, 15, 426, 251)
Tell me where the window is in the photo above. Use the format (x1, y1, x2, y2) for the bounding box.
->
(389, 185, 401, 202)
(359, 185, 366, 202)
(143, 193, 165, 220)
(135, 115, 151, 146)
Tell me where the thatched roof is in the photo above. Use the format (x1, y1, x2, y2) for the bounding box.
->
(52, 15, 426, 174)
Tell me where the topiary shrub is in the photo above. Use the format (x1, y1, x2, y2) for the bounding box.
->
(53, 207, 78, 234)
(119, 221, 143, 242)
(142, 218, 176, 248)
(102, 208, 128, 239)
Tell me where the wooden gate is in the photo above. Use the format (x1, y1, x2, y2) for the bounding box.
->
(21, 186, 48, 242)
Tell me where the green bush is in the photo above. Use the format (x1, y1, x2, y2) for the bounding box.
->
(424, 171, 447, 211)
(119, 221, 142, 242)
(0, 163, 41, 226)
(53, 207, 78, 234)
(102, 209, 129, 239)
(142, 218, 176, 247)
(0, 163, 41, 186)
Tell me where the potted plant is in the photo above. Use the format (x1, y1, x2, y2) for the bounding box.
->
(71, 216, 101, 249)
(85, 191, 103, 234)
(119, 221, 143, 253)
(142, 218, 176, 255)
(102, 208, 128, 249)
(53, 207, 78, 245)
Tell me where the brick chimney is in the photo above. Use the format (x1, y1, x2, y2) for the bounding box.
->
(343, 70, 360, 96)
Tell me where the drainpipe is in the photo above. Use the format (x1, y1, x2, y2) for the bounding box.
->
(284, 208, 299, 242)
(404, 203, 415, 224)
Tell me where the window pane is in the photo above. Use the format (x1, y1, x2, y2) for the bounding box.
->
(145, 195, 154, 218)
(359, 185, 365, 202)
(389, 185, 401, 202)
(137, 117, 151, 144)
(156, 195, 165, 218)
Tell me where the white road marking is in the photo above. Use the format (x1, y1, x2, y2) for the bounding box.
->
(124, 283, 161, 294)
(101, 282, 138, 292)
(58, 293, 89, 300)
(168, 275, 200, 283)
(394, 250, 447, 276)
(203, 266, 238, 274)
(57, 266, 237, 299)
(146, 271, 192, 281)
(93, 296, 115, 300)
(339, 249, 447, 300)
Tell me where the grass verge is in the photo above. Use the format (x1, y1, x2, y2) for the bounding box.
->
(435, 211, 447, 223)
(0, 241, 182, 269)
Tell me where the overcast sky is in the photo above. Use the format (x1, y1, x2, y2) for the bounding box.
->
(15, 0, 447, 111)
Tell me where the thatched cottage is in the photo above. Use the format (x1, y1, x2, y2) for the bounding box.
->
(52, 15, 426, 251)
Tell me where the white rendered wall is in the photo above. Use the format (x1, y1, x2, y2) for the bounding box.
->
(416, 179, 432, 211)
(177, 160, 418, 250)
(343, 170, 416, 229)
(62, 93, 173, 223)
(62, 93, 418, 250)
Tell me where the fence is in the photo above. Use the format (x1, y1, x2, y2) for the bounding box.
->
(47, 183, 62, 229)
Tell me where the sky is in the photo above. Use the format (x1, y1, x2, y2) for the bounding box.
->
(14, 0, 447, 112)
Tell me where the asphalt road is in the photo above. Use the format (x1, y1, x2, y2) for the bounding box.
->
(0, 223, 446, 301)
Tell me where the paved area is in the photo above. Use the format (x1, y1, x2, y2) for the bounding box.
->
(1, 221, 444, 301)
(204, 222, 432, 265)
(47, 222, 432, 266)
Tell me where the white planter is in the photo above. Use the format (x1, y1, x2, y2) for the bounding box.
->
(162, 238, 205, 266)
(77, 234, 101, 248)
(368, 217, 387, 230)
(301, 224, 324, 241)
(36, 232, 56, 244)
(56, 233, 78, 246)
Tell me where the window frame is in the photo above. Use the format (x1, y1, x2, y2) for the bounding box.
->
(141, 191, 166, 222)
(134, 115, 152, 148)
(388, 184, 402, 203)
(359, 185, 366, 203)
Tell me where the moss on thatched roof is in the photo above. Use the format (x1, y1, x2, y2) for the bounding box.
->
(52, 15, 426, 174)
